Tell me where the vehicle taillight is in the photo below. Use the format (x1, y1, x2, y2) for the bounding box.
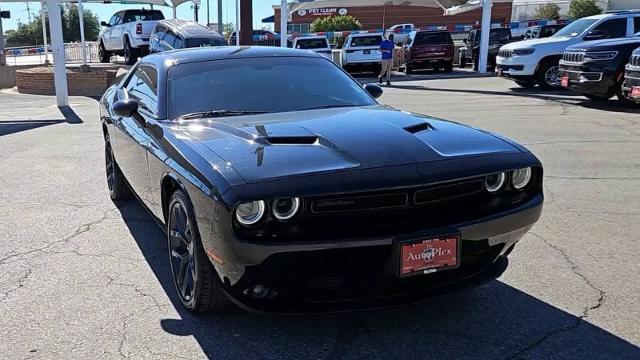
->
(136, 23, 142, 35)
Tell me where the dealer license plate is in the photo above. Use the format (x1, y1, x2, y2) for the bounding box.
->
(400, 235, 459, 277)
(561, 76, 569, 87)
(631, 86, 640, 98)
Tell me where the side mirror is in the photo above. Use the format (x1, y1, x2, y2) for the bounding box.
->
(584, 30, 608, 41)
(113, 98, 139, 117)
(100, 21, 109, 27)
(364, 83, 383, 98)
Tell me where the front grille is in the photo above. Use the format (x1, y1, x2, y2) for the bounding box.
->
(629, 54, 640, 68)
(499, 49, 512, 58)
(563, 51, 585, 63)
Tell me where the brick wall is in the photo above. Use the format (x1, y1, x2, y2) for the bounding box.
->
(16, 68, 117, 97)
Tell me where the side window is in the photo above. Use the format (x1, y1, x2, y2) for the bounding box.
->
(593, 18, 627, 38)
(634, 17, 640, 34)
(164, 31, 177, 47)
(174, 36, 184, 49)
(109, 14, 120, 26)
(124, 66, 158, 115)
(155, 26, 166, 39)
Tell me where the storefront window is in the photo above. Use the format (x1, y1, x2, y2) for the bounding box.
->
(288, 23, 311, 34)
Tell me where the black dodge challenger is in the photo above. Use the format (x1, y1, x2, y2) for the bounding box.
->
(101, 47, 543, 314)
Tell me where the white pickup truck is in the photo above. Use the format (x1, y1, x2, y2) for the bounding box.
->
(98, 9, 165, 65)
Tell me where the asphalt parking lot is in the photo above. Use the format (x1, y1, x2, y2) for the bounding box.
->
(1, 76, 639, 359)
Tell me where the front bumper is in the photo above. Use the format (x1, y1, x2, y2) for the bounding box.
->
(214, 194, 543, 314)
(407, 57, 453, 67)
(559, 61, 615, 97)
(496, 55, 537, 77)
(130, 37, 150, 48)
(621, 65, 640, 103)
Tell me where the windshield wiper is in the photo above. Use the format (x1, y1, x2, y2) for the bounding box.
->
(179, 110, 268, 120)
(300, 104, 359, 111)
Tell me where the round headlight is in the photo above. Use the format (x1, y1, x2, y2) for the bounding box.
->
(235, 200, 266, 226)
(485, 172, 506, 193)
(512, 167, 532, 190)
(272, 197, 301, 221)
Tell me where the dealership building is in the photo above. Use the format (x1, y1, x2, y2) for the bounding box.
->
(267, 0, 638, 34)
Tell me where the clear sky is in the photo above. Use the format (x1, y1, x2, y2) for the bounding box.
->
(0, 0, 281, 32)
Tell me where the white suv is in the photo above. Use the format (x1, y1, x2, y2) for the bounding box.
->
(497, 12, 640, 89)
(340, 33, 384, 73)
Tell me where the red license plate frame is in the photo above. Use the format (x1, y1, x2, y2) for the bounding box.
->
(631, 86, 640, 98)
(561, 76, 569, 87)
(398, 234, 460, 277)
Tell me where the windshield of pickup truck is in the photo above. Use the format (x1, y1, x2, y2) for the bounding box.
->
(553, 18, 597, 37)
(296, 38, 329, 49)
(124, 10, 164, 22)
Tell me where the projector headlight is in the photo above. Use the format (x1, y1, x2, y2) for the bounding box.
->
(513, 48, 535, 55)
(235, 200, 266, 226)
(485, 172, 507, 193)
(272, 197, 301, 221)
(512, 167, 532, 190)
(584, 51, 618, 61)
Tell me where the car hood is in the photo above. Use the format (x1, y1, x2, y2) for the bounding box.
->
(174, 106, 522, 184)
(566, 37, 640, 51)
(501, 36, 573, 50)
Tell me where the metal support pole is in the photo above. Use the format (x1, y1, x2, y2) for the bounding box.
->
(478, 0, 492, 74)
(280, 0, 287, 47)
(78, 0, 87, 65)
(194, 3, 199, 22)
(235, 0, 239, 46)
(173, 6, 177, 19)
(46, 0, 68, 107)
(207, 0, 210, 25)
(217, 0, 222, 33)
(40, 1, 49, 64)
(0, 11, 5, 66)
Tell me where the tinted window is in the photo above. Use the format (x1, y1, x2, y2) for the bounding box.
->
(593, 18, 628, 38)
(634, 17, 640, 34)
(125, 66, 158, 115)
(413, 32, 452, 45)
(109, 14, 119, 26)
(174, 36, 184, 49)
(350, 35, 382, 47)
(164, 31, 176, 47)
(123, 10, 164, 23)
(185, 37, 226, 47)
(296, 38, 329, 49)
(168, 57, 376, 118)
(554, 18, 598, 37)
(154, 25, 167, 39)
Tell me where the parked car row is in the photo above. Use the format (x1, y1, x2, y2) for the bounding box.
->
(497, 10, 640, 95)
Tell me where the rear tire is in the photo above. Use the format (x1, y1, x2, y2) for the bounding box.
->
(105, 135, 131, 201)
(98, 41, 111, 63)
(168, 190, 229, 313)
(536, 59, 561, 90)
(404, 64, 414, 74)
(123, 38, 139, 65)
(443, 62, 453, 73)
(458, 56, 467, 68)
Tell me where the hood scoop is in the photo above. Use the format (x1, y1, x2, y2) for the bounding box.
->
(262, 136, 318, 145)
(403, 122, 432, 134)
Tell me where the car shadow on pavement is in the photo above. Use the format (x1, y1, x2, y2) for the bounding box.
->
(0, 119, 66, 137)
(116, 200, 640, 360)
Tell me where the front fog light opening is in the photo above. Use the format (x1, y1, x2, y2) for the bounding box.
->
(235, 200, 266, 226)
(512, 167, 532, 190)
(485, 172, 507, 193)
(272, 197, 301, 221)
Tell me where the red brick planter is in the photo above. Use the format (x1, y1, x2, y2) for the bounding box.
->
(16, 66, 118, 97)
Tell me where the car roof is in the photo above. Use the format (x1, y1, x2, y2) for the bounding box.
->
(158, 19, 222, 38)
(142, 46, 320, 66)
(296, 35, 328, 40)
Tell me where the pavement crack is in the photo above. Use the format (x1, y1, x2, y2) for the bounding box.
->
(504, 232, 606, 360)
(0, 264, 33, 303)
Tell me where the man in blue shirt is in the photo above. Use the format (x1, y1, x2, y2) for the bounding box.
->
(379, 34, 395, 86)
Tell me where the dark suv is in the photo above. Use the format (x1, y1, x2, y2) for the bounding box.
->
(150, 19, 225, 53)
(402, 30, 454, 73)
(458, 28, 513, 70)
(560, 37, 640, 103)
(622, 47, 640, 103)
(522, 24, 566, 40)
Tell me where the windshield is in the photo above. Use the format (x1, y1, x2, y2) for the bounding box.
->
(185, 37, 226, 48)
(350, 35, 382, 47)
(553, 19, 597, 37)
(296, 38, 329, 49)
(413, 32, 452, 45)
(168, 57, 377, 119)
(473, 29, 511, 43)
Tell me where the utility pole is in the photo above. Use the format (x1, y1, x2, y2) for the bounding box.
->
(26, 2, 32, 22)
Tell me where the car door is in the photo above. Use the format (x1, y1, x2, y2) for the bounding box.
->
(112, 11, 127, 50)
(113, 65, 158, 206)
(104, 14, 119, 50)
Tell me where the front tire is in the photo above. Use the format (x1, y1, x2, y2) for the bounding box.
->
(536, 59, 561, 90)
(98, 41, 111, 63)
(168, 190, 228, 313)
(105, 136, 131, 201)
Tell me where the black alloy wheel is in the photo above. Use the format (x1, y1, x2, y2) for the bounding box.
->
(104, 137, 131, 201)
(98, 41, 110, 63)
(167, 190, 228, 313)
(124, 38, 138, 65)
